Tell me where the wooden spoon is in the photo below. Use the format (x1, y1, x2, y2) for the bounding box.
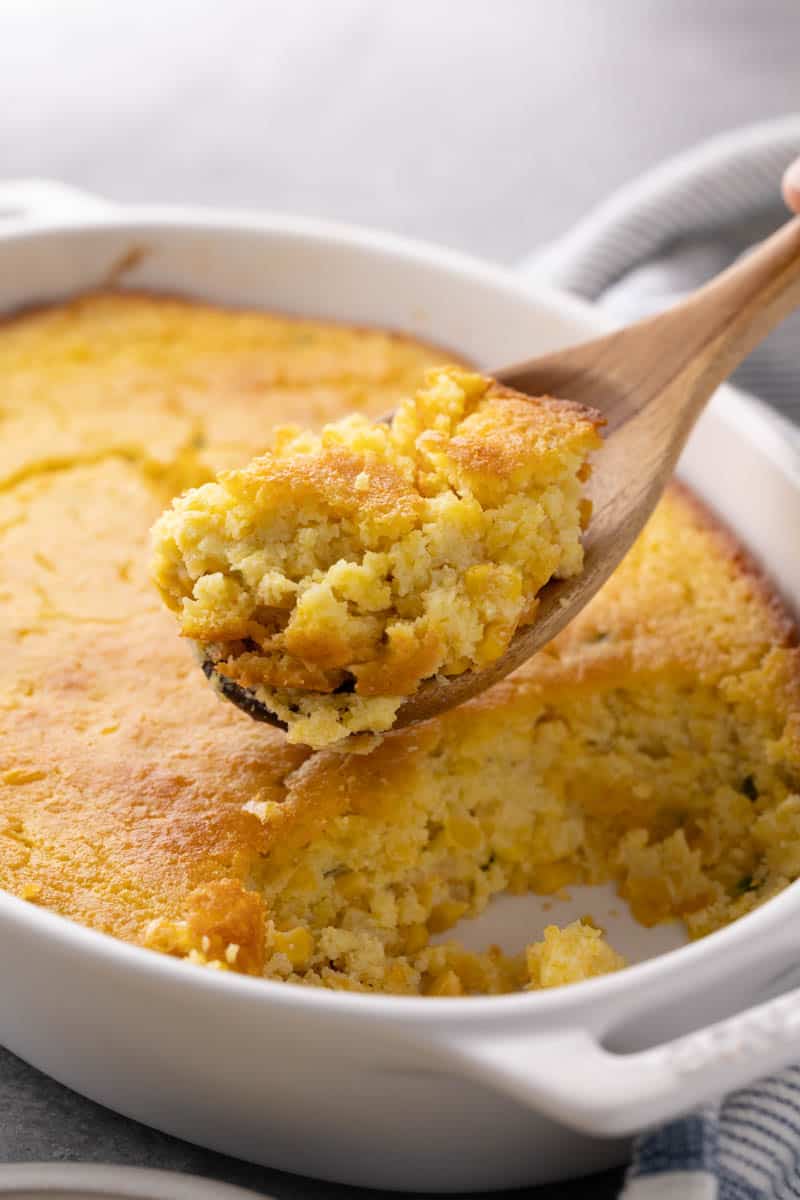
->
(207, 216, 800, 735)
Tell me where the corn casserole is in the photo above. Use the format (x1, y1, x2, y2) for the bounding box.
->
(150, 367, 602, 747)
(1, 292, 799, 996)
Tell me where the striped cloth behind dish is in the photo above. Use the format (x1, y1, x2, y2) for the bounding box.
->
(523, 114, 800, 431)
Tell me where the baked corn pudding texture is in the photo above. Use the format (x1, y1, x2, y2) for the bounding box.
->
(1, 292, 800, 996)
(151, 367, 602, 747)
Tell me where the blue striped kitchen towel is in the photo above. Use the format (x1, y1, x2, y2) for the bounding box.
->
(520, 115, 800, 1200)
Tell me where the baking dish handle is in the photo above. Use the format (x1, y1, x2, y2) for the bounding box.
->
(442, 982, 800, 1136)
(0, 179, 111, 224)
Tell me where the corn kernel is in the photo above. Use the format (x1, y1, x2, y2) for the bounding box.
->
(335, 870, 368, 900)
(533, 861, 575, 895)
(2, 767, 45, 785)
(401, 923, 429, 954)
(475, 620, 514, 666)
(443, 948, 490, 993)
(424, 970, 463, 996)
(287, 864, 318, 894)
(312, 897, 336, 925)
(272, 926, 314, 969)
(384, 962, 416, 993)
(428, 899, 468, 933)
(464, 563, 494, 599)
(447, 814, 483, 851)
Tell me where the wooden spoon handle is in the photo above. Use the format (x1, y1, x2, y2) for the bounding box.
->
(499, 217, 800, 435)
(665, 214, 800, 407)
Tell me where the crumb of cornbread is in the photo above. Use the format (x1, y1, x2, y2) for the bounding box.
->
(2, 292, 800, 999)
(525, 921, 626, 989)
(150, 365, 602, 746)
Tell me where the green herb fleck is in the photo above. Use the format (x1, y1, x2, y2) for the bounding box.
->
(735, 874, 756, 895)
(741, 775, 759, 802)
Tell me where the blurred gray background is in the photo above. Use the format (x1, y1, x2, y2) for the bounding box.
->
(0, 1, 799, 1197)
(2, 0, 799, 262)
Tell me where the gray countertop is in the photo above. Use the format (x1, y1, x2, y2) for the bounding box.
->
(1, 0, 799, 1194)
(0, 1048, 622, 1197)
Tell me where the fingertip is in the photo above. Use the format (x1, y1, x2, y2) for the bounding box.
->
(782, 158, 800, 215)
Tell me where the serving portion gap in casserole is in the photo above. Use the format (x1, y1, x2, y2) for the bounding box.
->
(1, 292, 799, 996)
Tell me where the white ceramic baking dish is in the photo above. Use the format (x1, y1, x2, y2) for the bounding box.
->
(2, 179, 800, 1194)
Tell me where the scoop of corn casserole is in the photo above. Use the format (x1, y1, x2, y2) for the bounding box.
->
(2, 293, 799, 998)
(150, 366, 602, 746)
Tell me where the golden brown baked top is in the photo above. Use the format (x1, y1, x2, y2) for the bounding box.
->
(0, 291, 443, 938)
(1, 290, 799, 997)
(150, 366, 602, 746)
